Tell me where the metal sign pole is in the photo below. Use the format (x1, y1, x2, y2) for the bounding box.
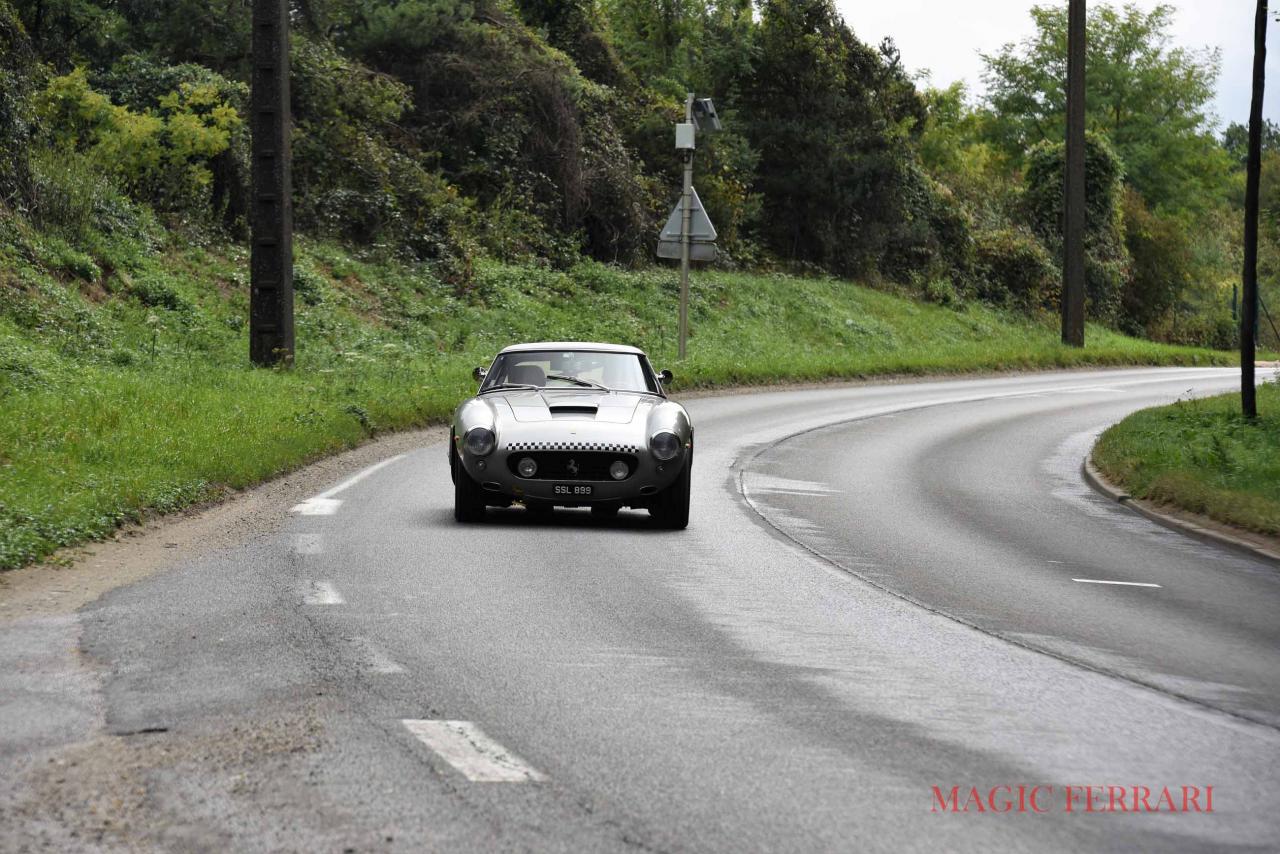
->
(249, 0, 294, 366)
(678, 93, 695, 360)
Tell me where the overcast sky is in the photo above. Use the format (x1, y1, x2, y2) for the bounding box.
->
(833, 0, 1278, 131)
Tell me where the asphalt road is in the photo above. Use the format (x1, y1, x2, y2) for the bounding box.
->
(4, 367, 1279, 852)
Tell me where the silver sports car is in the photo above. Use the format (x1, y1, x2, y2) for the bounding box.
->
(449, 342, 692, 528)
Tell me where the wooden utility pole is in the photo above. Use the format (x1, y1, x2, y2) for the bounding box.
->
(249, 0, 294, 366)
(1062, 0, 1087, 347)
(1242, 0, 1267, 418)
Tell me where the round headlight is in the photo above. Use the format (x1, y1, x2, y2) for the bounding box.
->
(464, 427, 496, 456)
(609, 460, 629, 481)
(517, 457, 538, 478)
(650, 431, 681, 462)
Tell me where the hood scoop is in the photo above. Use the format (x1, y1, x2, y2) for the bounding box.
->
(549, 405, 599, 419)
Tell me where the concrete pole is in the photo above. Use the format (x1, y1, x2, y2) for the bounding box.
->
(1062, 0, 1086, 348)
(678, 93, 694, 360)
(249, 0, 294, 366)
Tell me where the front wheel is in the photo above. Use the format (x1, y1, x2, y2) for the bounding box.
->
(453, 449, 487, 523)
(649, 449, 691, 530)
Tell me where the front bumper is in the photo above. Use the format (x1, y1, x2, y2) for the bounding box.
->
(460, 447, 687, 506)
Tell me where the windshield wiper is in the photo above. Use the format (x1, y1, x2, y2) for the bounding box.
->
(480, 382, 541, 394)
(545, 374, 608, 390)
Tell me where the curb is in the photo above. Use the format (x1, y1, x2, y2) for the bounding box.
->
(1082, 457, 1280, 565)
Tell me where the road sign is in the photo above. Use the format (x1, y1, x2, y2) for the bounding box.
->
(657, 241, 717, 261)
(659, 187, 717, 243)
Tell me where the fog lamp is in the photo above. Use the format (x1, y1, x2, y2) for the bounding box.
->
(517, 457, 538, 478)
(610, 460, 629, 480)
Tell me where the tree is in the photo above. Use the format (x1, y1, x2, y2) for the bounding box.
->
(1223, 119, 1280, 166)
(982, 3, 1232, 212)
(743, 0, 947, 277)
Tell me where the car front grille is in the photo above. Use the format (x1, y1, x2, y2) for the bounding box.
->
(506, 451, 639, 481)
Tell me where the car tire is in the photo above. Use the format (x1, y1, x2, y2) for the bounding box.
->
(453, 447, 487, 523)
(649, 448, 691, 530)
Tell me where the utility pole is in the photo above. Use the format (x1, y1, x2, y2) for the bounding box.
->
(1242, 0, 1268, 419)
(678, 93, 695, 360)
(249, 0, 294, 366)
(1062, 0, 1087, 347)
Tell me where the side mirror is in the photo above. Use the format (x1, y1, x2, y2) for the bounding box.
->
(658, 369, 673, 385)
(472, 366, 487, 382)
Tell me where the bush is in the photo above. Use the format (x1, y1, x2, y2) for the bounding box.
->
(1121, 187, 1193, 337)
(27, 149, 146, 243)
(34, 66, 243, 215)
(290, 36, 475, 286)
(128, 274, 190, 312)
(1024, 132, 1129, 322)
(972, 226, 1059, 311)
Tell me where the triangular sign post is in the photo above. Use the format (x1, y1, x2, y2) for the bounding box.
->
(659, 187, 717, 243)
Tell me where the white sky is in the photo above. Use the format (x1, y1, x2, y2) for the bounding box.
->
(834, 0, 1279, 130)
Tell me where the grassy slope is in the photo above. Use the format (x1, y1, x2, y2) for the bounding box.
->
(1093, 382, 1280, 537)
(0, 227, 1237, 571)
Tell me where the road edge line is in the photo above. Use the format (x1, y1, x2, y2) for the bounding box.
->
(1082, 456, 1280, 565)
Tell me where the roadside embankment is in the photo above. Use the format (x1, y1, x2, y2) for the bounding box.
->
(1091, 380, 1280, 553)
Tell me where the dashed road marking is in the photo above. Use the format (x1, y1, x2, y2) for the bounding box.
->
(290, 498, 342, 516)
(401, 720, 547, 782)
(293, 533, 324, 554)
(303, 580, 345, 605)
(290, 454, 407, 515)
(353, 637, 405, 674)
(1072, 578, 1162, 588)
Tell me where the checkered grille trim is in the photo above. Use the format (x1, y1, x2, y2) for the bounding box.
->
(506, 441, 641, 453)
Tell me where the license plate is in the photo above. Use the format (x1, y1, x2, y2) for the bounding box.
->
(553, 484, 593, 497)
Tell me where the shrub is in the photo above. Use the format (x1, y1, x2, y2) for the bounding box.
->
(34, 66, 242, 214)
(128, 275, 190, 312)
(290, 36, 475, 286)
(972, 226, 1059, 311)
(1024, 132, 1129, 322)
(1120, 187, 1193, 337)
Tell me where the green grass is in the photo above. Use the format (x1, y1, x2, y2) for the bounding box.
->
(1092, 381, 1280, 537)
(0, 225, 1241, 571)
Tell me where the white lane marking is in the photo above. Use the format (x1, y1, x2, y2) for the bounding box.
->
(352, 637, 406, 674)
(293, 533, 324, 555)
(303, 580, 345, 604)
(316, 454, 407, 500)
(401, 720, 547, 782)
(1072, 578, 1162, 588)
(290, 497, 342, 515)
(289, 454, 407, 515)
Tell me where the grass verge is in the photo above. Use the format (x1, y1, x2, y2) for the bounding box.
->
(0, 228, 1242, 571)
(1092, 381, 1280, 537)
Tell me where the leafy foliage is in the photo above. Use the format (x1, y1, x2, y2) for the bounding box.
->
(35, 67, 242, 211)
(982, 3, 1231, 213)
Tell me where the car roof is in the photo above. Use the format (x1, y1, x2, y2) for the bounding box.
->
(497, 341, 646, 356)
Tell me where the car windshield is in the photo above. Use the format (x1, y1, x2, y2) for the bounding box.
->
(482, 350, 656, 393)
